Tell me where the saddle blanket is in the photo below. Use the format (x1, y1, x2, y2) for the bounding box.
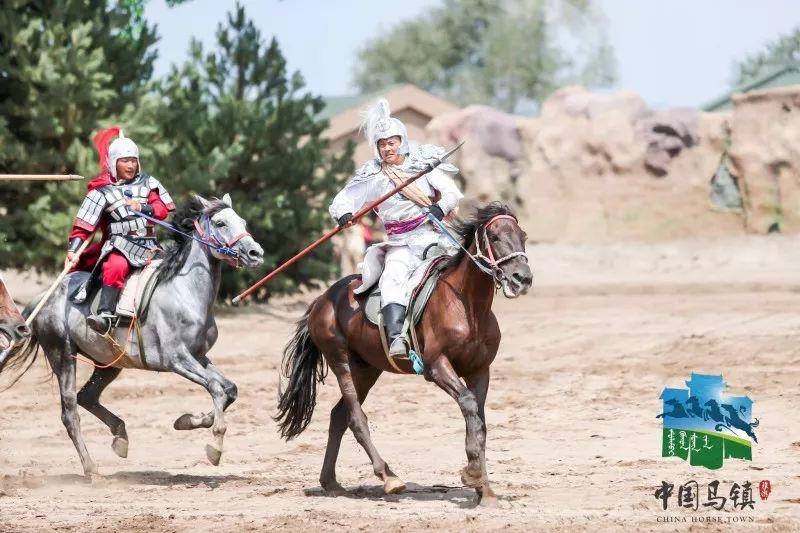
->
(115, 259, 162, 317)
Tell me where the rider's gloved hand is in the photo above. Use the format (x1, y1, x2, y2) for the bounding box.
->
(64, 252, 78, 269)
(337, 213, 353, 227)
(428, 204, 445, 221)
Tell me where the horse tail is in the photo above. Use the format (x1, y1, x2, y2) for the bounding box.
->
(0, 301, 42, 391)
(274, 307, 327, 440)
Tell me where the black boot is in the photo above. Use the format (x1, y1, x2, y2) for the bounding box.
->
(87, 285, 121, 333)
(381, 303, 408, 356)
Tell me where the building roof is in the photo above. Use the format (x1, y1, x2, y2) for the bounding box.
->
(320, 83, 459, 142)
(702, 63, 800, 112)
(318, 85, 401, 120)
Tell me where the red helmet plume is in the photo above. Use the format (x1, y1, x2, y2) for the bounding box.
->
(92, 126, 121, 172)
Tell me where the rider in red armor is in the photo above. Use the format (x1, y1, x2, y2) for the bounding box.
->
(66, 127, 175, 332)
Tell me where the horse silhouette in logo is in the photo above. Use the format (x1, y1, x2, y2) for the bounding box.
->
(657, 398, 689, 419)
(685, 396, 704, 418)
(703, 399, 726, 423)
(701, 399, 759, 442)
(720, 404, 759, 443)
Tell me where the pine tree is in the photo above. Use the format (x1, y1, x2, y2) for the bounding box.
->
(147, 4, 354, 298)
(0, 0, 157, 270)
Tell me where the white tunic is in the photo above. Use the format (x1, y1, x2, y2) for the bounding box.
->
(329, 145, 463, 307)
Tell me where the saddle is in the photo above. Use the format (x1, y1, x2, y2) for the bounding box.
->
(362, 255, 449, 328)
(84, 260, 163, 324)
(360, 255, 451, 374)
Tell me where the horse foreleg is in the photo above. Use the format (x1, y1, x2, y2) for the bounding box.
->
(77, 366, 128, 458)
(320, 362, 382, 496)
(330, 361, 404, 495)
(428, 356, 491, 506)
(52, 350, 97, 476)
(465, 368, 498, 506)
(172, 362, 237, 431)
(170, 355, 230, 466)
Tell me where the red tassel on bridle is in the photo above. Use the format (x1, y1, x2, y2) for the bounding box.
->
(92, 126, 121, 172)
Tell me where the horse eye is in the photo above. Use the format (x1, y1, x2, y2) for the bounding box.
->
(214, 220, 225, 228)
(489, 234, 500, 243)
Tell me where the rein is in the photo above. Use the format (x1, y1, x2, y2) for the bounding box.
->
(131, 209, 243, 266)
(425, 212, 528, 288)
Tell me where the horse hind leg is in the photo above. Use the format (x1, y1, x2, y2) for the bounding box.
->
(329, 357, 404, 495)
(77, 366, 128, 458)
(49, 346, 98, 476)
(320, 362, 383, 496)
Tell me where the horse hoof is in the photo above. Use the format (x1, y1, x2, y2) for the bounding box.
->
(478, 493, 500, 508)
(112, 437, 128, 458)
(460, 466, 484, 489)
(383, 476, 406, 495)
(205, 444, 222, 466)
(83, 464, 100, 479)
(322, 482, 347, 497)
(173, 414, 195, 430)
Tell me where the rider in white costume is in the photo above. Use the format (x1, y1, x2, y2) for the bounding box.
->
(329, 99, 463, 357)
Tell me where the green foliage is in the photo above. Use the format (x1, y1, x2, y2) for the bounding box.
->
(734, 26, 800, 87)
(353, 0, 616, 112)
(0, 0, 158, 271)
(127, 4, 354, 298)
(1, 1, 353, 300)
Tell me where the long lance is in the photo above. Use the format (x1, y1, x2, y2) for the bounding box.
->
(0, 174, 85, 181)
(232, 141, 464, 304)
(25, 233, 95, 326)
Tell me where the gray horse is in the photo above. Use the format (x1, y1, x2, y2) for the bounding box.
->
(0, 194, 264, 475)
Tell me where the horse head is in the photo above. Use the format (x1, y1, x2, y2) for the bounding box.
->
(0, 279, 29, 355)
(470, 203, 532, 298)
(196, 194, 264, 268)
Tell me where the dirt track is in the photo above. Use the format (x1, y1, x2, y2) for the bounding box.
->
(1, 236, 799, 531)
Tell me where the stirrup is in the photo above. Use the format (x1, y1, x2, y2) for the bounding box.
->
(87, 314, 114, 334)
(388, 337, 408, 357)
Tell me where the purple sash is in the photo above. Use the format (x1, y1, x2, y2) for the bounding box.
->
(384, 214, 428, 236)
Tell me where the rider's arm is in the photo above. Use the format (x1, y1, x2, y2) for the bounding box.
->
(329, 178, 381, 225)
(426, 168, 464, 217)
(143, 189, 169, 220)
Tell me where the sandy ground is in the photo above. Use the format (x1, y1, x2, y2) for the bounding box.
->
(1, 235, 799, 531)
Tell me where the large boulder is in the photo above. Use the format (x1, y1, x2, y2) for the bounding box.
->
(427, 86, 745, 242)
(426, 105, 523, 208)
(729, 86, 800, 234)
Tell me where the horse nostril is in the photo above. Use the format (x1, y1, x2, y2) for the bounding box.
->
(16, 324, 31, 338)
(248, 248, 262, 258)
(512, 272, 532, 287)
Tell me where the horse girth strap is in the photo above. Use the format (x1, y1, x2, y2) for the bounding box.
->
(382, 165, 433, 209)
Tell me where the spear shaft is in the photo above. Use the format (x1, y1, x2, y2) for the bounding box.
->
(231, 142, 464, 304)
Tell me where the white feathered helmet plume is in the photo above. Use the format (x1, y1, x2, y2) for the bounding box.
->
(360, 98, 409, 160)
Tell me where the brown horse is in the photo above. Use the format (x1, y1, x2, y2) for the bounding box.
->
(0, 276, 30, 368)
(275, 202, 533, 506)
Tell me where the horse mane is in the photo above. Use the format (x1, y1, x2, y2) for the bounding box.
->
(444, 201, 516, 268)
(156, 196, 228, 282)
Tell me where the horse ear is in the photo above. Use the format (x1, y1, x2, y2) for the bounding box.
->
(222, 193, 232, 208)
(194, 194, 211, 209)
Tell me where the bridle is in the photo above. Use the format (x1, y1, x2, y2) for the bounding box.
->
(426, 212, 529, 289)
(194, 215, 251, 268)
